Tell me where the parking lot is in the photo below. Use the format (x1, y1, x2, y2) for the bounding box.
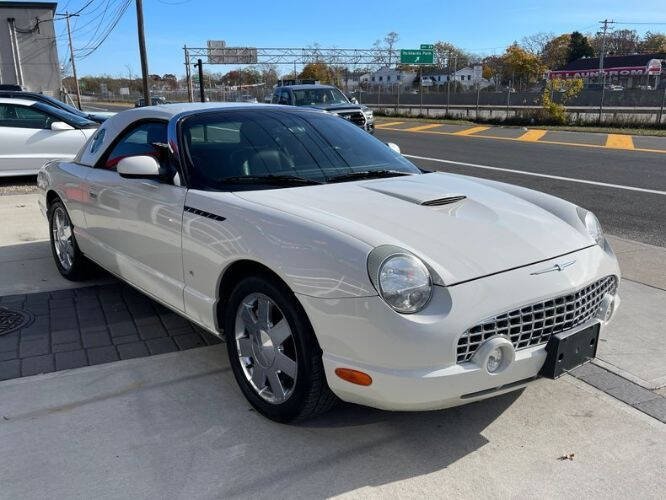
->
(0, 117, 664, 498)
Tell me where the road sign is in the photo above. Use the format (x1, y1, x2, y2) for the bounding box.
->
(400, 49, 434, 65)
(207, 40, 258, 64)
(420, 44, 434, 50)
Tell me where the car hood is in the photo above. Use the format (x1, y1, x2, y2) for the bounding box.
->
(235, 173, 593, 285)
(306, 103, 363, 112)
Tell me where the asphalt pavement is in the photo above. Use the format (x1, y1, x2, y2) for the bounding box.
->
(375, 123, 666, 247)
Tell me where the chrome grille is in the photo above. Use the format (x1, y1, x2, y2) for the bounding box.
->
(338, 111, 366, 127)
(456, 276, 617, 363)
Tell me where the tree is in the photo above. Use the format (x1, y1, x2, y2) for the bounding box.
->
(502, 44, 546, 89)
(639, 32, 666, 53)
(567, 31, 594, 62)
(372, 31, 400, 67)
(590, 29, 640, 55)
(520, 32, 555, 56)
(481, 55, 506, 86)
(433, 41, 472, 69)
(541, 34, 571, 70)
(299, 61, 331, 83)
(541, 78, 584, 124)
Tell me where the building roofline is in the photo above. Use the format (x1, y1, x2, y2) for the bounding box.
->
(0, 2, 57, 9)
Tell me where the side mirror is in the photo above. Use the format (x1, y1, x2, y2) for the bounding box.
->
(117, 155, 161, 178)
(386, 142, 401, 154)
(51, 121, 74, 131)
(350, 97, 359, 104)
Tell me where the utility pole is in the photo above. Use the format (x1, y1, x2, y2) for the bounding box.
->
(59, 12, 82, 110)
(135, 0, 150, 106)
(597, 18, 614, 123)
(184, 46, 193, 102)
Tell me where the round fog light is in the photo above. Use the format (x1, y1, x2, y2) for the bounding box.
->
(487, 347, 503, 373)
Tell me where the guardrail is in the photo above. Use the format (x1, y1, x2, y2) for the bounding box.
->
(366, 103, 666, 125)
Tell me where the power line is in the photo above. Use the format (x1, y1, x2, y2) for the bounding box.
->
(75, 1, 131, 57)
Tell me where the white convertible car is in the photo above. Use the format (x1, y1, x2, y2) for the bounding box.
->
(0, 97, 98, 176)
(38, 103, 621, 422)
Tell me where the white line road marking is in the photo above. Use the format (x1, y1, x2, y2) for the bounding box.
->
(82, 106, 107, 111)
(404, 154, 666, 196)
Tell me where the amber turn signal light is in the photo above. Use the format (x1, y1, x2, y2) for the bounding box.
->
(335, 368, 372, 386)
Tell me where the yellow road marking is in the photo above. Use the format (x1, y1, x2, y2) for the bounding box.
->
(404, 123, 445, 132)
(518, 129, 547, 141)
(376, 126, 666, 154)
(453, 126, 491, 136)
(605, 134, 635, 149)
(375, 121, 405, 128)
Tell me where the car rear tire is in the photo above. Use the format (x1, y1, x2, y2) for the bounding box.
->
(48, 200, 89, 281)
(224, 273, 337, 422)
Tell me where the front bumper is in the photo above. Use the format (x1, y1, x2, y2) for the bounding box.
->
(298, 243, 620, 411)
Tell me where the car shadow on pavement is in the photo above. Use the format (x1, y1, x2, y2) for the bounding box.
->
(215, 378, 523, 498)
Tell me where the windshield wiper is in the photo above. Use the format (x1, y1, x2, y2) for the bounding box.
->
(327, 170, 412, 183)
(219, 175, 323, 186)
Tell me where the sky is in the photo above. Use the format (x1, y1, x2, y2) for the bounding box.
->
(46, 0, 666, 77)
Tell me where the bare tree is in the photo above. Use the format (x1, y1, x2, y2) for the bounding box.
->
(520, 32, 555, 56)
(384, 31, 400, 67)
(373, 32, 400, 68)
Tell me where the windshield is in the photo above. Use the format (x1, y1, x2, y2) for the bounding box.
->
(38, 94, 85, 117)
(292, 88, 349, 106)
(33, 102, 97, 128)
(182, 109, 420, 191)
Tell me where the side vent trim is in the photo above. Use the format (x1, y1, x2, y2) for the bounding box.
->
(184, 206, 226, 221)
(421, 195, 467, 206)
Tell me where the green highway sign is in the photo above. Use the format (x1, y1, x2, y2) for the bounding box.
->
(400, 49, 434, 65)
(420, 44, 434, 50)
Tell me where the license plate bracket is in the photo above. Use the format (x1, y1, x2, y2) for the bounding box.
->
(540, 324, 600, 379)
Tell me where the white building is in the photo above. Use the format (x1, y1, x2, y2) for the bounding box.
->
(421, 65, 490, 89)
(362, 67, 417, 89)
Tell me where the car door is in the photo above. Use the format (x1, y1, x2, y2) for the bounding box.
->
(84, 121, 186, 311)
(0, 103, 88, 176)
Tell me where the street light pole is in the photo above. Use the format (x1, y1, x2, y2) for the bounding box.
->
(197, 59, 205, 102)
(135, 0, 150, 106)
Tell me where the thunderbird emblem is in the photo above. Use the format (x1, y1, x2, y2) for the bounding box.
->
(530, 260, 576, 275)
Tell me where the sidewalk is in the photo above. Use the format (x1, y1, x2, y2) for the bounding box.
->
(0, 345, 663, 499)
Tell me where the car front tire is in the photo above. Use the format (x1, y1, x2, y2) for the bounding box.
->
(224, 273, 337, 422)
(48, 200, 89, 281)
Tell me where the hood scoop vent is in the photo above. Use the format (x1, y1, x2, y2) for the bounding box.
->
(421, 194, 467, 206)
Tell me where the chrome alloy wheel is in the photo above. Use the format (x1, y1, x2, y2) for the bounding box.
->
(235, 293, 298, 404)
(52, 207, 74, 271)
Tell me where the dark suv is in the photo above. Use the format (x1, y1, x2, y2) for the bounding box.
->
(271, 83, 374, 133)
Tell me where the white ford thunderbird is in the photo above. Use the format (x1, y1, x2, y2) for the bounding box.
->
(38, 103, 620, 422)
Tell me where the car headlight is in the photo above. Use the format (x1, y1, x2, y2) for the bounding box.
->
(362, 108, 374, 118)
(367, 247, 433, 313)
(577, 208, 604, 245)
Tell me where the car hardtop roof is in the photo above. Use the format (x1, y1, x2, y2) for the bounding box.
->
(0, 97, 38, 106)
(97, 102, 326, 132)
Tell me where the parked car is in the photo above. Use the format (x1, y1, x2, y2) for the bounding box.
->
(239, 94, 258, 103)
(0, 98, 98, 177)
(271, 83, 375, 133)
(0, 91, 114, 123)
(134, 96, 168, 107)
(38, 103, 620, 422)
